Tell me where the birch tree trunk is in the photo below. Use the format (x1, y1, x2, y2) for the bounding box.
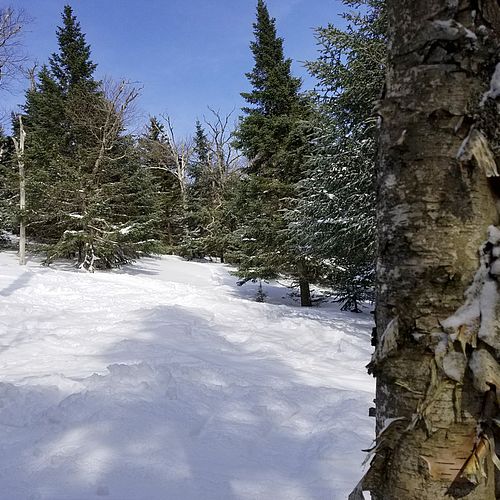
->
(13, 114, 26, 266)
(353, 1, 500, 499)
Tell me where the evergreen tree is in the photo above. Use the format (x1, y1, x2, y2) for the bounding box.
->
(181, 112, 242, 263)
(22, 4, 98, 246)
(48, 81, 156, 270)
(0, 126, 16, 241)
(22, 6, 155, 269)
(181, 121, 209, 258)
(138, 116, 184, 251)
(190, 121, 213, 214)
(237, 0, 303, 178)
(23, 65, 69, 243)
(191, 120, 210, 184)
(48, 5, 98, 93)
(233, 0, 314, 305)
(292, 0, 386, 311)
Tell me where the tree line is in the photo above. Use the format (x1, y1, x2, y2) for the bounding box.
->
(0, 0, 383, 310)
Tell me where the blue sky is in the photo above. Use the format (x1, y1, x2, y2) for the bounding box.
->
(3, 0, 346, 136)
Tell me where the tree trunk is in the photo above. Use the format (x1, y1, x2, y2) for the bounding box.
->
(355, 2, 500, 499)
(299, 278, 312, 307)
(297, 259, 312, 307)
(167, 221, 173, 249)
(13, 115, 26, 266)
(19, 168, 25, 266)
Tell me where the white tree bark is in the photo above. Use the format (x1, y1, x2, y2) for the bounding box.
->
(351, 1, 500, 499)
(12, 114, 26, 266)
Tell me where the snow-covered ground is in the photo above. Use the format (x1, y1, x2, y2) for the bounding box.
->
(0, 252, 374, 500)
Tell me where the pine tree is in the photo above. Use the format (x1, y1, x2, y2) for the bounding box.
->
(237, 0, 303, 178)
(23, 6, 154, 269)
(291, 0, 386, 311)
(180, 112, 242, 263)
(48, 5, 98, 94)
(47, 81, 155, 270)
(234, 0, 313, 305)
(23, 6, 99, 246)
(191, 120, 210, 184)
(0, 125, 16, 242)
(181, 121, 212, 258)
(138, 116, 184, 251)
(23, 5, 100, 253)
(23, 65, 69, 243)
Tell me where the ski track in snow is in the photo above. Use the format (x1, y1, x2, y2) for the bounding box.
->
(0, 252, 374, 500)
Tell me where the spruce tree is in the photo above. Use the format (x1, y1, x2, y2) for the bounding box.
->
(23, 6, 154, 269)
(50, 82, 156, 270)
(180, 113, 242, 263)
(23, 65, 68, 243)
(182, 121, 214, 258)
(23, 4, 98, 246)
(48, 5, 98, 93)
(138, 116, 184, 251)
(191, 120, 210, 184)
(189, 120, 213, 216)
(234, 0, 313, 305)
(237, 0, 302, 177)
(291, 0, 386, 311)
(23, 5, 100, 252)
(0, 126, 16, 241)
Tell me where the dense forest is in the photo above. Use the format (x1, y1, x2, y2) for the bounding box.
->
(0, 0, 382, 311)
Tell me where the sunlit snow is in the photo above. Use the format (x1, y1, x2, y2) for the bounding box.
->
(0, 252, 374, 500)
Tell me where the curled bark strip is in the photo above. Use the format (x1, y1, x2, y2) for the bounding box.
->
(457, 128, 499, 177)
(459, 435, 490, 486)
(368, 317, 399, 373)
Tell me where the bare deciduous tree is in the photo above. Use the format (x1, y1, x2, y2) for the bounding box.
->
(146, 114, 193, 209)
(63, 79, 141, 270)
(85, 79, 140, 176)
(204, 107, 243, 184)
(0, 7, 28, 89)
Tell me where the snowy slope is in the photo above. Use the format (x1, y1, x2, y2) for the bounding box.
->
(0, 252, 374, 500)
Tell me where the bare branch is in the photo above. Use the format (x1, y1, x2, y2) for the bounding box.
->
(66, 78, 141, 178)
(0, 7, 30, 90)
(147, 113, 194, 207)
(203, 107, 244, 181)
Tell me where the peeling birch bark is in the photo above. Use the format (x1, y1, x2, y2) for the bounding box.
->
(458, 129, 499, 177)
(359, 1, 500, 499)
(12, 114, 26, 266)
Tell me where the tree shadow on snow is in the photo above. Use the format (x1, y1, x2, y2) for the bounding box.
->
(0, 305, 373, 500)
(0, 270, 33, 297)
(213, 271, 374, 346)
